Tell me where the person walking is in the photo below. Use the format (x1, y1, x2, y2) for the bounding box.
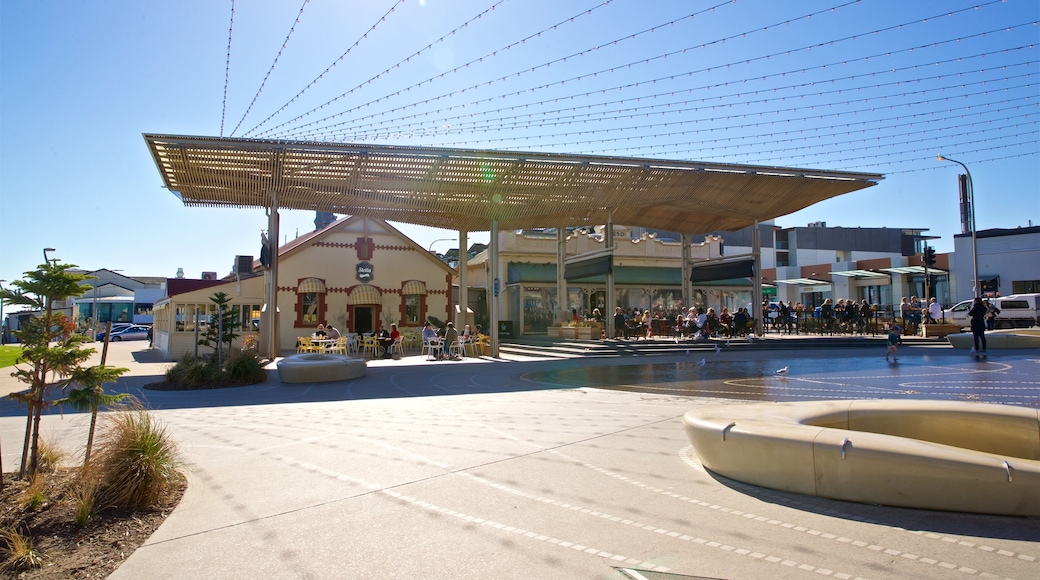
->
(968, 297, 988, 356)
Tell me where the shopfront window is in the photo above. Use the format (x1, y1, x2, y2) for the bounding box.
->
(404, 295, 421, 323)
(523, 287, 556, 333)
(300, 292, 321, 325)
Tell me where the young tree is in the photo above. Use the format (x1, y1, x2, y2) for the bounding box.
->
(57, 365, 130, 466)
(0, 258, 119, 477)
(197, 291, 239, 358)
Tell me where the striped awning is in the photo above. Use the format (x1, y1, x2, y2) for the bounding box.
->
(297, 277, 326, 294)
(401, 280, 427, 295)
(349, 284, 382, 305)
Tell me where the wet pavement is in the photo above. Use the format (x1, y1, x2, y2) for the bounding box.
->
(526, 352, 1040, 407)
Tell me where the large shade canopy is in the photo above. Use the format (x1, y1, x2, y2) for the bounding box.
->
(144, 135, 882, 233)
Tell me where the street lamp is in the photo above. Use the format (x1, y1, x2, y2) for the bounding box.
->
(43, 247, 56, 266)
(0, 280, 6, 345)
(428, 238, 455, 253)
(937, 155, 979, 298)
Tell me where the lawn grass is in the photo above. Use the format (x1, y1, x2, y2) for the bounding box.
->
(0, 344, 23, 368)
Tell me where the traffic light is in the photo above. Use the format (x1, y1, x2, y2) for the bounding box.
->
(923, 246, 936, 268)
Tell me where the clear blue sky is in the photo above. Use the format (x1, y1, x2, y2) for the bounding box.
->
(2, 0, 1037, 287)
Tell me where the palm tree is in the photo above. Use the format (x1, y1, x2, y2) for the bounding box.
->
(58, 365, 130, 466)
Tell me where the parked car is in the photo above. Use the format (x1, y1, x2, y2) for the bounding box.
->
(95, 323, 134, 341)
(944, 293, 1040, 329)
(106, 324, 151, 342)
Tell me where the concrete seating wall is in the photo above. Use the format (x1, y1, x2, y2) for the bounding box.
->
(683, 400, 1040, 516)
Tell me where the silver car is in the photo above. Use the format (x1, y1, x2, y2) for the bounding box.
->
(108, 325, 151, 342)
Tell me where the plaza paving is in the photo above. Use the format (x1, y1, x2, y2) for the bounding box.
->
(1, 339, 1037, 579)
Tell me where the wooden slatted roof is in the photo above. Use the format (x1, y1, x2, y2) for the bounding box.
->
(143, 134, 883, 233)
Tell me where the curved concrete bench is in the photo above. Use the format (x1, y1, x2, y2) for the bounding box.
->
(683, 400, 1040, 516)
(946, 327, 1040, 349)
(277, 353, 366, 383)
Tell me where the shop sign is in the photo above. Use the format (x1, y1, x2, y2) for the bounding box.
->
(356, 261, 374, 283)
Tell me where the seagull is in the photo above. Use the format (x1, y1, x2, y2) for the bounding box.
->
(696, 358, 706, 366)
(775, 366, 789, 375)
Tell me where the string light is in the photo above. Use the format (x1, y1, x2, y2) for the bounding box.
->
(274, 1, 1016, 140)
(219, 0, 235, 137)
(217, 0, 1036, 177)
(229, 0, 310, 137)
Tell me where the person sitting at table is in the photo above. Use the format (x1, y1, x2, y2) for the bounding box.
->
(421, 321, 439, 360)
(325, 323, 341, 341)
(443, 321, 460, 360)
(461, 324, 472, 343)
(314, 323, 327, 338)
(387, 323, 401, 358)
(375, 324, 394, 358)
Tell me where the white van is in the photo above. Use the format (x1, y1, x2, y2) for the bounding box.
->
(943, 293, 1040, 329)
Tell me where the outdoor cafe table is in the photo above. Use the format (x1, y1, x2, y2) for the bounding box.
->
(312, 337, 337, 353)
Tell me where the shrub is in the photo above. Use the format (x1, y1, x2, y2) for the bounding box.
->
(22, 475, 47, 511)
(164, 349, 266, 388)
(93, 407, 184, 511)
(223, 348, 267, 383)
(0, 527, 44, 573)
(35, 437, 65, 474)
(70, 476, 98, 528)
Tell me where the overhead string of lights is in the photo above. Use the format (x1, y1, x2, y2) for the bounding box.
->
(246, 0, 675, 139)
(228, 0, 310, 137)
(271, 0, 864, 139)
(867, 149, 1039, 175)
(333, 59, 1036, 141)
(316, 46, 1035, 139)
(580, 107, 1039, 158)
(243, 0, 522, 138)
(842, 139, 1039, 172)
(219, 0, 235, 138)
(276, 0, 1014, 141)
(350, 78, 1036, 151)
(240, 0, 408, 138)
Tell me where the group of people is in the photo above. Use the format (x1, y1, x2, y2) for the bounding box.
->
(421, 321, 482, 360)
(898, 296, 945, 332)
(817, 298, 876, 334)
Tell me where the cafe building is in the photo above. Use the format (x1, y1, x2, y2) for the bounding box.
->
(151, 215, 454, 360)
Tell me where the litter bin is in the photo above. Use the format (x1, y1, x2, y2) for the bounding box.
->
(498, 321, 514, 338)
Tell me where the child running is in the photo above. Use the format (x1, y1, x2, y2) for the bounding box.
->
(885, 324, 902, 362)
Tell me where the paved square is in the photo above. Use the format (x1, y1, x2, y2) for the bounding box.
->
(1, 343, 1037, 579)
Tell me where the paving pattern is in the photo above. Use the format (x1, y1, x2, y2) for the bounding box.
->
(1, 343, 1037, 579)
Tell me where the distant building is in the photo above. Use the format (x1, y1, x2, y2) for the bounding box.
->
(638, 221, 949, 309)
(951, 226, 1040, 300)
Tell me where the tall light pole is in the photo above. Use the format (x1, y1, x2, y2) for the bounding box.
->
(0, 279, 7, 345)
(937, 155, 979, 298)
(43, 247, 56, 266)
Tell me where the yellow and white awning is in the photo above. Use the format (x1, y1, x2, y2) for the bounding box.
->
(297, 277, 326, 294)
(349, 284, 382, 305)
(401, 280, 427, 295)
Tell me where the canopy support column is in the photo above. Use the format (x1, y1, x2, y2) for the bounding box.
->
(557, 225, 567, 323)
(682, 233, 692, 309)
(489, 220, 500, 358)
(605, 213, 615, 340)
(457, 229, 468, 329)
(752, 220, 763, 337)
(261, 197, 280, 360)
